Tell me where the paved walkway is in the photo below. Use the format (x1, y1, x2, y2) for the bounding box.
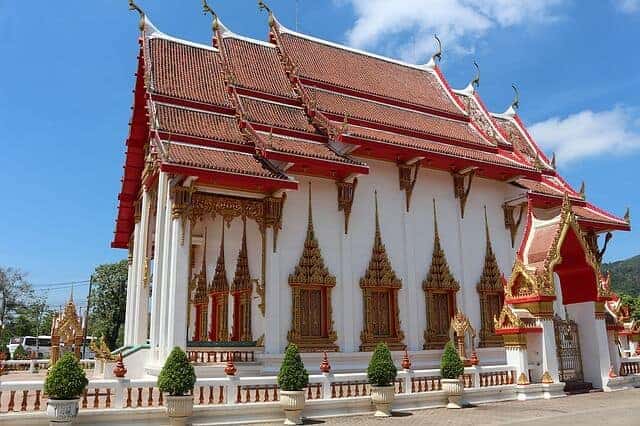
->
(265, 388, 640, 425)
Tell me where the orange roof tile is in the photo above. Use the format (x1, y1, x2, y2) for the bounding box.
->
(240, 96, 316, 133)
(308, 87, 488, 147)
(222, 37, 296, 98)
(279, 32, 461, 115)
(264, 133, 361, 165)
(148, 38, 231, 108)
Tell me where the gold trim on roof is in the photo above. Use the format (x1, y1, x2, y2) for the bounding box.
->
(494, 305, 524, 331)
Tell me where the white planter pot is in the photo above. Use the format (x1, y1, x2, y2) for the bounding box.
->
(165, 395, 194, 426)
(370, 384, 395, 417)
(46, 398, 79, 425)
(441, 378, 464, 409)
(279, 390, 305, 425)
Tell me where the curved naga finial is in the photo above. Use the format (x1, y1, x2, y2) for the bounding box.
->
(471, 61, 480, 90)
(128, 0, 145, 31)
(258, 0, 275, 26)
(202, 0, 219, 30)
(431, 35, 442, 64)
(511, 84, 520, 110)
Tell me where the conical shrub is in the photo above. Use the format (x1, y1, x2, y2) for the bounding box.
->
(44, 352, 88, 399)
(277, 344, 309, 391)
(158, 347, 196, 396)
(440, 341, 464, 379)
(367, 343, 397, 386)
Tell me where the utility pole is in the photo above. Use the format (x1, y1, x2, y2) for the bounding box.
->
(82, 275, 94, 359)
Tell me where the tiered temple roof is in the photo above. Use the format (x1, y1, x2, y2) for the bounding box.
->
(112, 9, 629, 249)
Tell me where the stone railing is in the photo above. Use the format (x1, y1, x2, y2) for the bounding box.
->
(0, 364, 516, 414)
(187, 350, 256, 364)
(619, 357, 640, 376)
(1, 359, 95, 373)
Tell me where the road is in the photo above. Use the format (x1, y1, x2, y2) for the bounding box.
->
(265, 387, 640, 425)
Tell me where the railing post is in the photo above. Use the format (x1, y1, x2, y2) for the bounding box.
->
(226, 376, 239, 404)
(321, 372, 333, 400)
(472, 366, 480, 388)
(402, 369, 413, 394)
(114, 379, 130, 409)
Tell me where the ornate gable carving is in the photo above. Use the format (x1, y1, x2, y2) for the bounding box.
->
(193, 228, 209, 305)
(231, 219, 252, 292)
(477, 208, 504, 293)
(494, 305, 524, 331)
(210, 222, 229, 294)
(288, 184, 338, 351)
(423, 200, 460, 292)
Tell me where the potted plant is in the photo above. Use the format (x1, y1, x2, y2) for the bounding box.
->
(44, 352, 89, 425)
(13, 344, 29, 360)
(440, 341, 465, 409)
(158, 347, 197, 426)
(277, 344, 309, 425)
(367, 343, 397, 417)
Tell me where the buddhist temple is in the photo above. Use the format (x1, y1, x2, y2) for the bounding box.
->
(113, 2, 631, 391)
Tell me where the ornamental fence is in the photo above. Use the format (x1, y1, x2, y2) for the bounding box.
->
(1, 359, 95, 373)
(619, 357, 640, 376)
(0, 365, 515, 414)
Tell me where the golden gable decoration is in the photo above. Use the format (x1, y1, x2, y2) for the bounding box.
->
(423, 199, 460, 350)
(359, 191, 405, 351)
(287, 184, 338, 352)
(209, 221, 229, 342)
(230, 218, 253, 342)
(477, 207, 505, 347)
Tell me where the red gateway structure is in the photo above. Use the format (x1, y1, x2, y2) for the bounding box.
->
(113, 2, 632, 390)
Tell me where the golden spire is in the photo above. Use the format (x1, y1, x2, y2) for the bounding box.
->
(210, 221, 229, 293)
(423, 199, 459, 291)
(360, 191, 402, 288)
(193, 228, 209, 304)
(289, 183, 336, 286)
(231, 218, 252, 292)
(477, 206, 502, 292)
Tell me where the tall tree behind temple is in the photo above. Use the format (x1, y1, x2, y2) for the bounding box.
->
(89, 260, 128, 350)
(0, 267, 32, 346)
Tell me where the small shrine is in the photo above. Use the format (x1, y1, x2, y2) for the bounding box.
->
(50, 292, 85, 364)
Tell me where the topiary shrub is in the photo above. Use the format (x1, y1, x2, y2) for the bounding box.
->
(277, 344, 309, 391)
(158, 347, 196, 396)
(44, 352, 88, 400)
(12, 344, 29, 360)
(440, 341, 465, 379)
(367, 343, 397, 387)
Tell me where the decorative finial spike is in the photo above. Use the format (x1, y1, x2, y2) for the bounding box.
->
(624, 207, 630, 223)
(258, 1, 275, 26)
(432, 198, 439, 236)
(431, 35, 442, 64)
(579, 181, 586, 199)
(128, 0, 145, 31)
(484, 205, 490, 244)
(551, 152, 556, 169)
(511, 84, 520, 111)
(471, 61, 480, 91)
(202, 0, 219, 31)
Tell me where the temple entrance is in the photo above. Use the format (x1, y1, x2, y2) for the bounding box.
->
(553, 316, 588, 391)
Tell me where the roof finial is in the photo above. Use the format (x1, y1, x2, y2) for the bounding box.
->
(511, 84, 520, 111)
(202, 0, 219, 31)
(551, 152, 556, 169)
(128, 0, 145, 32)
(431, 35, 442, 64)
(624, 207, 630, 223)
(258, 1, 275, 26)
(579, 181, 586, 199)
(471, 61, 480, 91)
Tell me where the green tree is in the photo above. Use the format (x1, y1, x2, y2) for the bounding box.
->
(0, 267, 32, 346)
(13, 344, 29, 360)
(88, 260, 128, 350)
(277, 344, 309, 391)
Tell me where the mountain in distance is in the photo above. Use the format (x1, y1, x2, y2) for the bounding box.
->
(603, 255, 640, 297)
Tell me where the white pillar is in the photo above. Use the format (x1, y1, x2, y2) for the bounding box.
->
(163, 214, 191, 358)
(454, 204, 467, 313)
(339, 229, 355, 352)
(149, 172, 168, 356)
(157, 178, 174, 362)
(506, 346, 529, 379)
(607, 330, 621, 376)
(126, 219, 142, 346)
(539, 318, 560, 382)
(567, 302, 610, 389)
(133, 189, 151, 344)
(123, 256, 135, 346)
(401, 210, 419, 350)
(264, 228, 281, 354)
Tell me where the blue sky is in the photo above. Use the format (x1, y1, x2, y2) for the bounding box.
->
(1, 0, 638, 306)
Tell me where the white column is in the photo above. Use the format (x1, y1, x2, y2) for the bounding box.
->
(126, 220, 142, 346)
(539, 318, 560, 381)
(607, 330, 621, 376)
(149, 172, 168, 355)
(339, 230, 355, 352)
(163, 215, 191, 358)
(567, 302, 610, 389)
(401, 211, 419, 350)
(133, 189, 151, 344)
(123, 256, 135, 346)
(264, 228, 281, 354)
(157, 178, 174, 362)
(454, 204, 467, 313)
(506, 347, 529, 379)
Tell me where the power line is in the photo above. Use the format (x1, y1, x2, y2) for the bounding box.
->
(32, 279, 90, 288)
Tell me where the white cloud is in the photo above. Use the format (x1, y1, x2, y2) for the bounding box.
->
(614, 0, 640, 13)
(528, 107, 640, 165)
(341, 0, 565, 61)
